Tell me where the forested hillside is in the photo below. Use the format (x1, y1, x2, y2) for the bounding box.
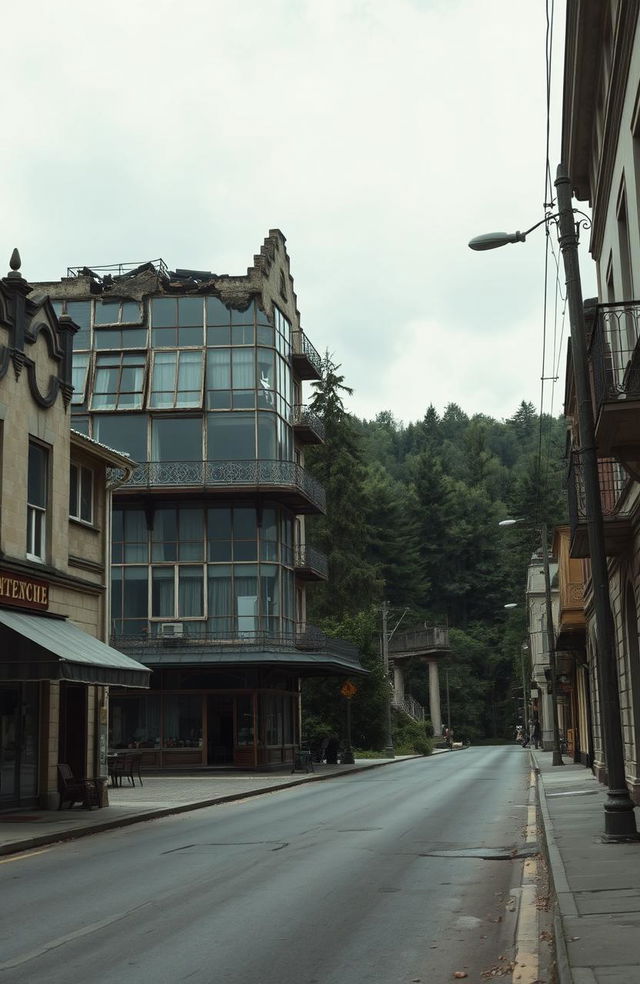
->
(301, 356, 567, 745)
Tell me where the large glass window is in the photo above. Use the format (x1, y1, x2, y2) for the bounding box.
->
(110, 695, 161, 749)
(91, 352, 146, 410)
(27, 442, 48, 561)
(94, 327, 147, 349)
(151, 416, 202, 461)
(151, 507, 203, 561)
(66, 301, 91, 350)
(112, 509, 147, 563)
(111, 566, 148, 637)
(95, 299, 142, 324)
(206, 349, 256, 410)
(71, 353, 90, 406)
(149, 350, 204, 409)
(163, 695, 202, 748)
(151, 297, 203, 347)
(93, 414, 148, 462)
(207, 412, 254, 459)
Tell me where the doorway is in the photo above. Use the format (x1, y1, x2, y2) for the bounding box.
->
(207, 696, 234, 764)
(0, 683, 39, 808)
(58, 683, 88, 778)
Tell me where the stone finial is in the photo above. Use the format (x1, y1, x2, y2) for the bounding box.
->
(9, 248, 21, 272)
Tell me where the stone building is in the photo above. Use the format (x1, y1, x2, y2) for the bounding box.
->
(35, 231, 364, 771)
(562, 0, 640, 801)
(0, 251, 149, 810)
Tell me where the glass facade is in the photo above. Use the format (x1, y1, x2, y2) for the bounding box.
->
(69, 297, 294, 465)
(111, 504, 295, 638)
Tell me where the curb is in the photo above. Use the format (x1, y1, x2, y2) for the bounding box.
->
(0, 754, 425, 859)
(530, 756, 575, 984)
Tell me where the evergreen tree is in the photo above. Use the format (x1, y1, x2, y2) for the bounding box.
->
(305, 355, 382, 619)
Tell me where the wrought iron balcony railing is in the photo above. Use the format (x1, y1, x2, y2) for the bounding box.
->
(567, 451, 629, 523)
(111, 459, 326, 512)
(590, 300, 640, 410)
(294, 544, 329, 579)
(292, 404, 325, 442)
(111, 624, 361, 668)
(291, 330, 322, 378)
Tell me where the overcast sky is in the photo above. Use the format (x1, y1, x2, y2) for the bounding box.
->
(2, 0, 593, 426)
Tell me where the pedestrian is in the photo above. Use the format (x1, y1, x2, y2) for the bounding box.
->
(532, 717, 541, 750)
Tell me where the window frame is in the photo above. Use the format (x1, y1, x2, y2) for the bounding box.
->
(90, 351, 148, 411)
(27, 441, 49, 562)
(69, 462, 95, 525)
(149, 349, 205, 410)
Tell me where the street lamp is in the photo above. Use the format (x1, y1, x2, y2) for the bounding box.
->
(500, 519, 564, 766)
(471, 163, 638, 840)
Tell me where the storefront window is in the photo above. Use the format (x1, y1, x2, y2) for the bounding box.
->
(110, 695, 161, 748)
(163, 695, 202, 748)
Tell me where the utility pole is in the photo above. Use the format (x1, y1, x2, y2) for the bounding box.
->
(381, 600, 395, 758)
(540, 523, 563, 765)
(556, 163, 637, 839)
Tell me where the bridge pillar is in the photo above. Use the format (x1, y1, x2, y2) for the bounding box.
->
(393, 662, 405, 701)
(428, 658, 442, 735)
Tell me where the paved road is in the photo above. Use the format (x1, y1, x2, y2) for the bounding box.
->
(0, 747, 531, 984)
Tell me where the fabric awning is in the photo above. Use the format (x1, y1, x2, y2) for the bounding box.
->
(0, 609, 151, 688)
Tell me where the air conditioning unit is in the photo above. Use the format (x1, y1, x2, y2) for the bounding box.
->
(159, 622, 184, 639)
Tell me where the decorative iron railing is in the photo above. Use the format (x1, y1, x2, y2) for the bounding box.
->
(567, 451, 630, 529)
(391, 694, 425, 722)
(66, 258, 169, 279)
(112, 459, 326, 511)
(590, 301, 640, 410)
(292, 405, 325, 441)
(389, 626, 449, 655)
(291, 330, 322, 376)
(294, 544, 329, 578)
(111, 624, 361, 667)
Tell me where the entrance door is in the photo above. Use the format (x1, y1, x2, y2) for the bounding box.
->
(207, 696, 234, 764)
(0, 683, 39, 807)
(59, 683, 88, 778)
(0, 686, 18, 805)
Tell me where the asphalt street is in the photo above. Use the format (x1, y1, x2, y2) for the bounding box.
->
(0, 747, 532, 984)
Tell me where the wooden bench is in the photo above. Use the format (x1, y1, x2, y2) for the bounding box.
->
(57, 764, 100, 810)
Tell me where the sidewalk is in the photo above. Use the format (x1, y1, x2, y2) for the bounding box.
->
(0, 755, 422, 858)
(531, 748, 640, 984)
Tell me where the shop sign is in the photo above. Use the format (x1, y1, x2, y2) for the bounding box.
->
(341, 680, 358, 699)
(0, 569, 50, 611)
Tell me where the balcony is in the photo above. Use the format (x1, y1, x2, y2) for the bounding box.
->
(388, 626, 450, 660)
(111, 624, 363, 674)
(291, 330, 322, 380)
(113, 459, 326, 514)
(567, 451, 632, 558)
(292, 405, 325, 444)
(590, 301, 640, 479)
(552, 525, 586, 651)
(294, 544, 329, 581)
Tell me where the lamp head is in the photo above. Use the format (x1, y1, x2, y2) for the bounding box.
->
(504, 603, 518, 610)
(468, 231, 527, 251)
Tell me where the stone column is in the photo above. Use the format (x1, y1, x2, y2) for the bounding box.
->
(428, 658, 442, 735)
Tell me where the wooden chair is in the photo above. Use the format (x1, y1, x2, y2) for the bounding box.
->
(57, 764, 99, 810)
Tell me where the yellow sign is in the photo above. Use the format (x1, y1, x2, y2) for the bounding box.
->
(341, 680, 357, 699)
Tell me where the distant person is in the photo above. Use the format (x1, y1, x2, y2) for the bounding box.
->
(532, 718, 541, 750)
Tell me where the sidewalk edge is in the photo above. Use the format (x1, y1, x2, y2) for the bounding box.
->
(531, 757, 575, 984)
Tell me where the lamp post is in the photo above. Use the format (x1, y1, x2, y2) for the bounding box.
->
(500, 520, 564, 765)
(471, 164, 638, 839)
(521, 643, 530, 735)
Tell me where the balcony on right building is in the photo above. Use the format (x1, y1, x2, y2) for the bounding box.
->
(567, 450, 632, 558)
(589, 300, 640, 480)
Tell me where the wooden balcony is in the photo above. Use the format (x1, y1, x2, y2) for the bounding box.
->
(590, 301, 640, 480)
(552, 525, 586, 651)
(567, 452, 632, 558)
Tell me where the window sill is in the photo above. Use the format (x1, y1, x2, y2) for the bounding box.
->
(69, 517, 100, 533)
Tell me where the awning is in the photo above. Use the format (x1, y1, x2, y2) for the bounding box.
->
(0, 609, 151, 688)
(120, 645, 367, 677)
